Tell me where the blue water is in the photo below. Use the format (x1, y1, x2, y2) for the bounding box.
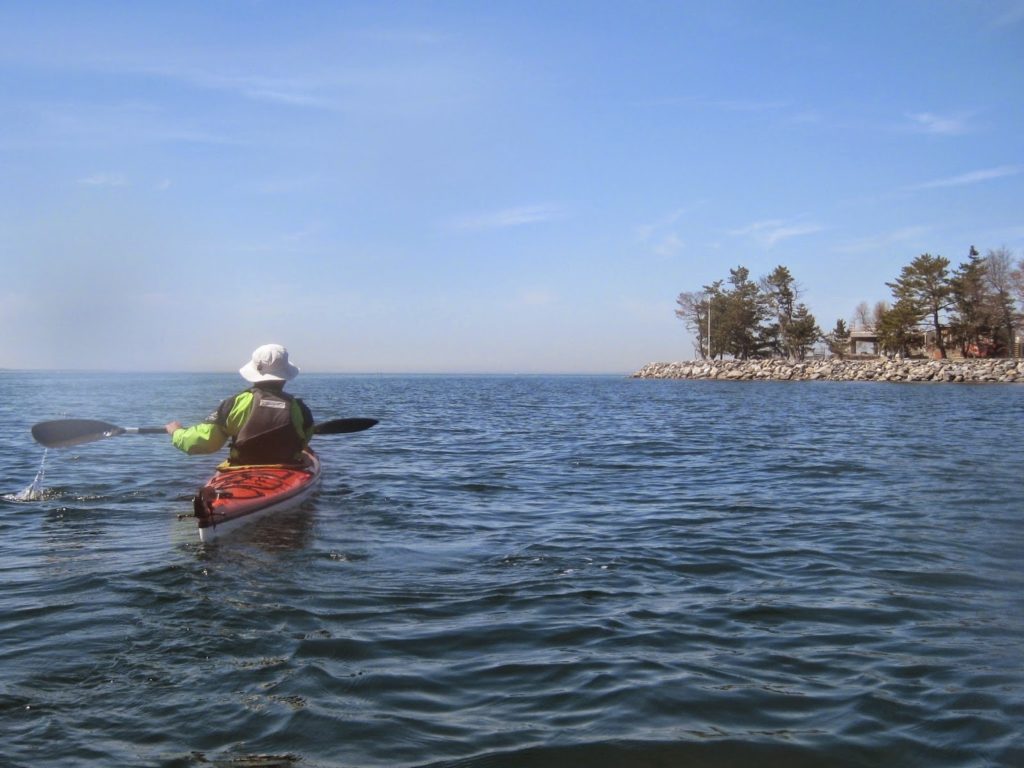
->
(1, 372, 1022, 767)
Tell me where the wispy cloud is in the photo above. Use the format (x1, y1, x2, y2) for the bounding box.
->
(730, 218, 824, 247)
(636, 207, 687, 240)
(450, 204, 565, 231)
(651, 233, 683, 258)
(905, 111, 974, 136)
(710, 98, 792, 113)
(36, 101, 240, 147)
(643, 96, 805, 119)
(907, 165, 1022, 190)
(358, 27, 449, 45)
(146, 68, 335, 109)
(78, 173, 128, 187)
(636, 206, 701, 258)
(833, 226, 930, 254)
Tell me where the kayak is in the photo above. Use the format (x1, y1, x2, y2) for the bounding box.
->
(192, 449, 322, 542)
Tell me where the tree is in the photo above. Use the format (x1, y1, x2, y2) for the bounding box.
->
(984, 247, 1019, 357)
(872, 301, 889, 332)
(787, 303, 821, 360)
(703, 280, 729, 360)
(886, 253, 952, 358)
(852, 301, 874, 331)
(826, 318, 850, 359)
(675, 290, 710, 359)
(876, 300, 922, 358)
(760, 265, 797, 358)
(721, 266, 765, 360)
(949, 246, 994, 356)
(1011, 255, 1024, 307)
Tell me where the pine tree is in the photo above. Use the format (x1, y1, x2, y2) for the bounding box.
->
(876, 300, 921, 358)
(886, 254, 952, 358)
(786, 304, 821, 360)
(760, 266, 797, 358)
(949, 247, 993, 356)
(826, 319, 850, 359)
(722, 267, 765, 360)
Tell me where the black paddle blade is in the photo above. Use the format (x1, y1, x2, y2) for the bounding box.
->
(313, 417, 378, 435)
(31, 419, 126, 448)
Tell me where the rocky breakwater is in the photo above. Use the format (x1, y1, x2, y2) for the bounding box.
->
(633, 358, 1024, 383)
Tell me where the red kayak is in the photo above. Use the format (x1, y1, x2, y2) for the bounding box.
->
(192, 449, 322, 542)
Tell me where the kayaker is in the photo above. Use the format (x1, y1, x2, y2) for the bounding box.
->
(165, 344, 315, 465)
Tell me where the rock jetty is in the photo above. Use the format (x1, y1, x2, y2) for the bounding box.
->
(633, 358, 1024, 384)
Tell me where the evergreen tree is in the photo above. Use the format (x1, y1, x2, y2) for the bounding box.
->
(787, 303, 821, 360)
(826, 319, 850, 359)
(876, 300, 921, 358)
(704, 280, 726, 360)
(886, 253, 952, 358)
(949, 247, 993, 356)
(760, 265, 797, 358)
(722, 267, 765, 360)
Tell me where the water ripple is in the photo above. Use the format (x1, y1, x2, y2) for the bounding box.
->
(1, 373, 1022, 767)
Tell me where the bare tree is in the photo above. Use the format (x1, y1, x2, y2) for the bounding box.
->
(872, 301, 889, 330)
(985, 247, 1019, 357)
(852, 301, 873, 330)
(675, 291, 709, 359)
(1012, 256, 1024, 306)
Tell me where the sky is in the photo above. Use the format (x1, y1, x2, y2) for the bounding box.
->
(1, 1, 1022, 374)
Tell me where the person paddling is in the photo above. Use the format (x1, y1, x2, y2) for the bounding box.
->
(165, 344, 314, 466)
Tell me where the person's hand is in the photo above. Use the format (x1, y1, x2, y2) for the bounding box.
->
(165, 421, 183, 434)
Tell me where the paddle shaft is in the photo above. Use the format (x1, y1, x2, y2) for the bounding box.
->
(31, 417, 376, 448)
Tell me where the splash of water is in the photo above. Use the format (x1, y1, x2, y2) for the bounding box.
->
(5, 450, 49, 502)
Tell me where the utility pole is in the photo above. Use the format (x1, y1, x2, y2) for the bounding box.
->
(707, 292, 712, 360)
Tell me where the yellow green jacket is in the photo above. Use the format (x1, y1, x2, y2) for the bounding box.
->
(172, 385, 314, 464)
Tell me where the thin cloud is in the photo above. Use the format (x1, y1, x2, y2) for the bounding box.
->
(833, 226, 930, 254)
(36, 101, 240, 147)
(358, 27, 449, 45)
(450, 204, 565, 231)
(78, 173, 128, 187)
(652, 233, 684, 258)
(907, 165, 1022, 190)
(730, 219, 824, 247)
(156, 69, 335, 109)
(636, 205, 704, 257)
(636, 207, 689, 239)
(905, 111, 974, 136)
(710, 98, 792, 113)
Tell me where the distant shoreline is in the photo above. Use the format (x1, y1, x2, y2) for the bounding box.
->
(633, 358, 1024, 384)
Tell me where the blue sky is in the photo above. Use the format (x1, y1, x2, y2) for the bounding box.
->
(1, 1, 1022, 373)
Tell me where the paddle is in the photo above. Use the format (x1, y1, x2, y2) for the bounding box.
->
(31, 417, 378, 449)
(314, 417, 378, 435)
(31, 419, 166, 448)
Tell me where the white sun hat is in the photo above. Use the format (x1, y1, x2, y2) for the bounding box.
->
(239, 344, 300, 383)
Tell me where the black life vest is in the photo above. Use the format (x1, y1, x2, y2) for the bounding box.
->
(232, 387, 306, 464)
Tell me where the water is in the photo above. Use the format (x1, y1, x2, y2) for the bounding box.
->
(1, 371, 1022, 768)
